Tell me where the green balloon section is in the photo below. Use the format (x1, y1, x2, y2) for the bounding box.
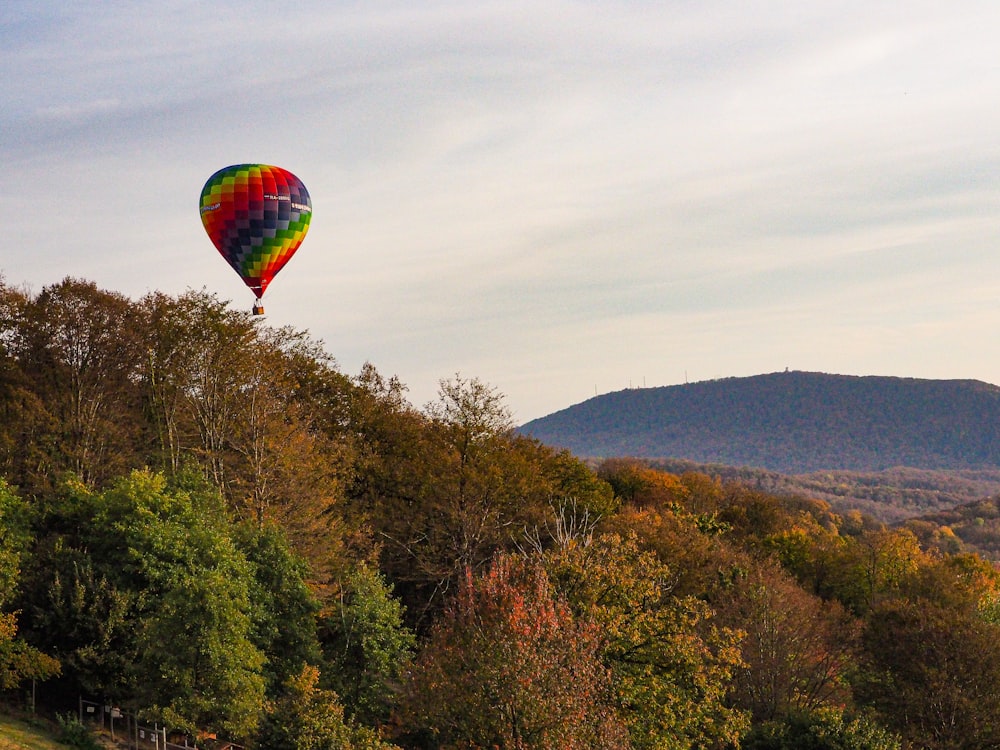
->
(199, 164, 312, 300)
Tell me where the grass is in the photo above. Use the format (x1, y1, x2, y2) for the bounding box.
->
(0, 711, 63, 750)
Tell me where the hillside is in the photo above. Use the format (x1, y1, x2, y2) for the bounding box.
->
(0, 711, 68, 750)
(12, 279, 1000, 747)
(520, 371, 1000, 473)
(641, 458, 1000, 523)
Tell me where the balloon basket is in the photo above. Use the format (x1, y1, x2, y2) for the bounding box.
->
(252, 301, 265, 316)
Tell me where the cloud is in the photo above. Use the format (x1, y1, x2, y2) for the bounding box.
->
(4, 1, 1000, 420)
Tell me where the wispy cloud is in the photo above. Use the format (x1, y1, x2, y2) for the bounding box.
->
(4, 1, 1000, 420)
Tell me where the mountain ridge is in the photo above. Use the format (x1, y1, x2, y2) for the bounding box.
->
(519, 371, 1000, 474)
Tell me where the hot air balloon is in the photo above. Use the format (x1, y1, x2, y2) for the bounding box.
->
(199, 164, 312, 315)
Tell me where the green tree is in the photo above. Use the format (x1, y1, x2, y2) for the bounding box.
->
(0, 478, 59, 691)
(235, 522, 323, 697)
(544, 531, 748, 749)
(257, 664, 399, 750)
(321, 563, 415, 727)
(139, 566, 264, 737)
(99, 471, 265, 737)
(741, 708, 900, 750)
(18, 471, 266, 738)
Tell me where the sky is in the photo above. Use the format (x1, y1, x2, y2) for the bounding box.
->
(4, 1, 1000, 423)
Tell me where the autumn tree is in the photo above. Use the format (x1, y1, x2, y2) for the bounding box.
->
(598, 458, 689, 507)
(0, 279, 45, 487)
(399, 553, 627, 749)
(139, 290, 213, 475)
(139, 290, 356, 592)
(858, 596, 1000, 749)
(813, 528, 927, 615)
(15, 278, 143, 488)
(353, 374, 611, 628)
(600, 494, 739, 599)
(544, 531, 748, 749)
(161, 291, 257, 493)
(712, 560, 860, 722)
(225, 326, 355, 580)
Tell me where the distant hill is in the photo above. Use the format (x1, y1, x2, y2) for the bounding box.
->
(519, 371, 1000, 474)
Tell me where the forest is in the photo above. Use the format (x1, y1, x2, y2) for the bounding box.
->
(3, 276, 1000, 750)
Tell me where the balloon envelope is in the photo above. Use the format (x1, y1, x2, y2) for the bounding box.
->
(199, 164, 312, 299)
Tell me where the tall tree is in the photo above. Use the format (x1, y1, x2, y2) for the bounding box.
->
(713, 560, 859, 722)
(356, 374, 611, 628)
(0, 279, 45, 487)
(320, 563, 415, 727)
(16, 278, 143, 487)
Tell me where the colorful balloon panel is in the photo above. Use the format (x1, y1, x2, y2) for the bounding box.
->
(199, 164, 312, 298)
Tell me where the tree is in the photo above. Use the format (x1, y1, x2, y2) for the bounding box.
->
(320, 563, 415, 727)
(224, 325, 354, 589)
(0, 611, 60, 690)
(598, 458, 688, 508)
(167, 291, 257, 494)
(139, 565, 265, 738)
(18, 471, 266, 738)
(712, 560, 859, 722)
(815, 529, 927, 615)
(139, 291, 356, 592)
(139, 290, 209, 475)
(544, 531, 748, 749)
(399, 554, 627, 749)
(858, 596, 1000, 749)
(741, 708, 900, 750)
(257, 665, 399, 750)
(99, 471, 266, 737)
(18, 278, 144, 487)
(0, 278, 48, 489)
(0, 477, 59, 691)
(599, 499, 739, 599)
(412, 374, 526, 587)
(354, 374, 599, 627)
(235, 522, 323, 698)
